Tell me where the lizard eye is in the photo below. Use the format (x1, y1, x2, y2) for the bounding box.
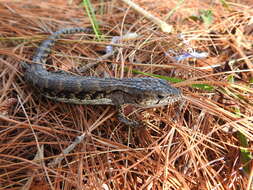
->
(157, 95, 164, 99)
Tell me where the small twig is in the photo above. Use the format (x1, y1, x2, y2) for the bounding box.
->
(49, 108, 114, 167)
(48, 133, 87, 167)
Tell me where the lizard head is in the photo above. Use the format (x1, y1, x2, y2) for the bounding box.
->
(130, 78, 182, 107)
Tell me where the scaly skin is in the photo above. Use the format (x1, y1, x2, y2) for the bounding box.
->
(21, 27, 183, 126)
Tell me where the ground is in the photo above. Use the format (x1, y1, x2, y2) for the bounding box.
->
(0, 0, 253, 189)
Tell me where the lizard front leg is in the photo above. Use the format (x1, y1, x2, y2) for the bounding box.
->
(116, 105, 140, 127)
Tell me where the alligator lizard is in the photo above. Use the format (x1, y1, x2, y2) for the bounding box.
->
(21, 27, 183, 126)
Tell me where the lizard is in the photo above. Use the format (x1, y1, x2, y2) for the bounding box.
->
(21, 27, 183, 126)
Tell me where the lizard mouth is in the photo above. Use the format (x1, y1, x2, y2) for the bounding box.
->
(138, 94, 183, 109)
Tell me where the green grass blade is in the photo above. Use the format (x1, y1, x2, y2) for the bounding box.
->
(82, 0, 103, 40)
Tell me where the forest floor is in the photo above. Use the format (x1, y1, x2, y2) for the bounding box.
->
(0, 0, 253, 189)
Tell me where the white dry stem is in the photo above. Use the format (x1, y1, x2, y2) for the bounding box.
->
(120, 0, 173, 33)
